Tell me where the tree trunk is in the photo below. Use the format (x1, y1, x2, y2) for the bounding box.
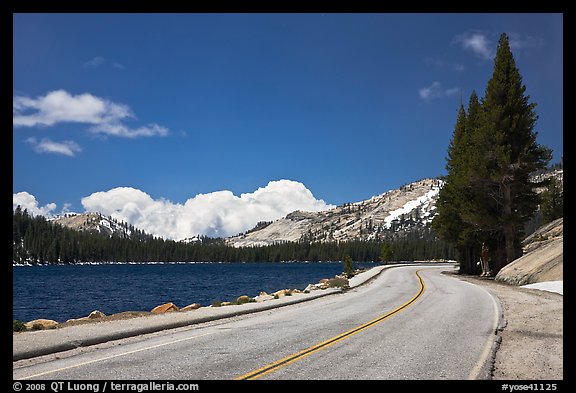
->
(457, 246, 469, 274)
(492, 240, 507, 276)
(458, 245, 480, 275)
(502, 182, 516, 266)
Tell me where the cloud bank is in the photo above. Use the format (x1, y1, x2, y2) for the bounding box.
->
(13, 180, 334, 240)
(13, 89, 168, 139)
(81, 180, 334, 239)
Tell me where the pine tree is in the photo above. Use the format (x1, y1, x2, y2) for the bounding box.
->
(342, 254, 354, 277)
(433, 33, 551, 275)
(432, 102, 481, 274)
(472, 33, 551, 271)
(541, 177, 563, 223)
(459, 91, 490, 273)
(379, 243, 393, 263)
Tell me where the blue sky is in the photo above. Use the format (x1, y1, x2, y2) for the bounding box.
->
(13, 13, 563, 239)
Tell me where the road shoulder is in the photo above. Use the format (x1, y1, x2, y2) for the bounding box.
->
(452, 274, 563, 380)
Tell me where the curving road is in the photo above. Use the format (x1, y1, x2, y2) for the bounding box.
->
(13, 264, 499, 380)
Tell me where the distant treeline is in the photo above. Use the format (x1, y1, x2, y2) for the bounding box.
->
(13, 207, 456, 265)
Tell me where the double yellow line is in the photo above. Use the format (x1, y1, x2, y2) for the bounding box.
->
(235, 269, 426, 380)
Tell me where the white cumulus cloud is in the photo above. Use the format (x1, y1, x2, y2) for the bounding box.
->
(13, 90, 131, 127)
(13, 89, 168, 138)
(80, 180, 335, 240)
(13, 192, 58, 217)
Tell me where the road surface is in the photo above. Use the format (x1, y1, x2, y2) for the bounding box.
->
(13, 264, 499, 380)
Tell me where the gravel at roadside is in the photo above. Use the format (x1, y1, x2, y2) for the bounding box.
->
(453, 274, 563, 380)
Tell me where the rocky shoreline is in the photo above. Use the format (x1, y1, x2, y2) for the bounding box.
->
(14, 270, 360, 333)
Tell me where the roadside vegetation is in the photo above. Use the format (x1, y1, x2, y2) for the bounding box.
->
(432, 33, 561, 276)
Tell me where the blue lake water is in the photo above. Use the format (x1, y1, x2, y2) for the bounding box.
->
(12, 261, 379, 323)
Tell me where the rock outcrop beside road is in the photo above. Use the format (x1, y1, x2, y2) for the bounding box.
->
(495, 218, 563, 286)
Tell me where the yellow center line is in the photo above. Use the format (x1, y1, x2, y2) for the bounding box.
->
(235, 269, 426, 380)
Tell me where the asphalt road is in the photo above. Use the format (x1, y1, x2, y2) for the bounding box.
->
(13, 264, 499, 380)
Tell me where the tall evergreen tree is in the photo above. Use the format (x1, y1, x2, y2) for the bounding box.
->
(473, 33, 551, 271)
(434, 33, 551, 275)
(433, 104, 475, 273)
(433, 97, 487, 274)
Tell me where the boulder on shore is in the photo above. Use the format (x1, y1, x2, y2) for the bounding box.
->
(65, 310, 106, 324)
(25, 319, 59, 330)
(151, 302, 179, 314)
(181, 303, 202, 312)
(317, 279, 331, 289)
(65, 316, 89, 324)
(236, 295, 252, 304)
(273, 289, 291, 297)
(254, 292, 274, 302)
(88, 310, 106, 319)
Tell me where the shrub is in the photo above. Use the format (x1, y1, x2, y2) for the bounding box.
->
(327, 276, 350, 289)
(211, 300, 223, 307)
(342, 255, 354, 278)
(13, 320, 27, 332)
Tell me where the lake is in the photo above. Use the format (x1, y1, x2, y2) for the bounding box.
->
(12, 261, 379, 323)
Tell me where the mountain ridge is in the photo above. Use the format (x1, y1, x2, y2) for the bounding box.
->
(48, 168, 563, 245)
(50, 212, 135, 239)
(227, 177, 444, 247)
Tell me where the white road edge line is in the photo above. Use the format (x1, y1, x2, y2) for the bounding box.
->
(467, 283, 502, 380)
(18, 331, 215, 380)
